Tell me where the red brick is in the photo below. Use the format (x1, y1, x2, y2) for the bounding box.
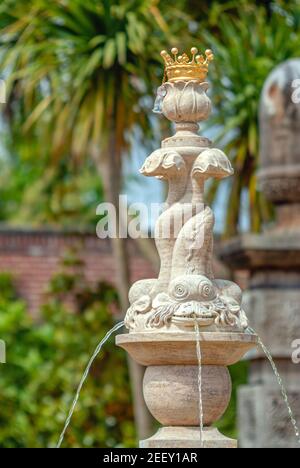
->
(0, 228, 155, 315)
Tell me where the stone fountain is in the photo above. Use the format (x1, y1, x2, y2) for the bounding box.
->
(116, 47, 257, 448)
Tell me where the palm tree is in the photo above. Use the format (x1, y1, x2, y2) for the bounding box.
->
(198, 1, 300, 236)
(0, 0, 189, 440)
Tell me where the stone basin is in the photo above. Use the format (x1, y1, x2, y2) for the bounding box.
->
(116, 331, 257, 367)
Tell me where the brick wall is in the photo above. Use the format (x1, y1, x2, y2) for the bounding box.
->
(0, 227, 156, 315)
(0, 227, 247, 316)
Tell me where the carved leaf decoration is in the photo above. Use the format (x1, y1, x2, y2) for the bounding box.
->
(162, 151, 185, 172)
(124, 294, 152, 329)
(193, 148, 234, 180)
(131, 295, 151, 313)
(139, 149, 163, 175)
(140, 149, 185, 178)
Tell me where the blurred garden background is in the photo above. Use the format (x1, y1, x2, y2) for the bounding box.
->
(0, 0, 300, 448)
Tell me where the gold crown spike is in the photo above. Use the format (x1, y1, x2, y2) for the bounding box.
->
(160, 47, 214, 83)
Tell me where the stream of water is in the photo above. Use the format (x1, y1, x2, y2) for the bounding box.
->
(55, 318, 300, 448)
(247, 326, 300, 445)
(56, 320, 125, 448)
(194, 320, 204, 448)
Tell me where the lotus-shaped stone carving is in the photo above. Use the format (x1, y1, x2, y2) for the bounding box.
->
(162, 81, 211, 123)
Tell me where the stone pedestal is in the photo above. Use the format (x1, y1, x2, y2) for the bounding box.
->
(117, 332, 256, 447)
(219, 60, 300, 448)
(140, 427, 236, 449)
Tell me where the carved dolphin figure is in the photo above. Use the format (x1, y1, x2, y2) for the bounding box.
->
(146, 274, 247, 329)
(124, 279, 155, 329)
(169, 148, 234, 281)
(140, 149, 188, 298)
(147, 274, 218, 327)
(170, 205, 215, 280)
(125, 150, 187, 328)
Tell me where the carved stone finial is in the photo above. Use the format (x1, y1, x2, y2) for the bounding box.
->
(258, 59, 300, 204)
(124, 52, 248, 334)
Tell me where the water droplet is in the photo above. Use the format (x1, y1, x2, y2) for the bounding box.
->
(152, 85, 167, 114)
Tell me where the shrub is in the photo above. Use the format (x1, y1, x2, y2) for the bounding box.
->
(0, 266, 135, 448)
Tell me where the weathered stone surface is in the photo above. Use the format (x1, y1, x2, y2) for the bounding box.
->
(143, 365, 231, 426)
(249, 360, 299, 388)
(117, 331, 256, 447)
(258, 59, 300, 204)
(242, 289, 300, 357)
(218, 233, 300, 270)
(116, 331, 257, 366)
(140, 426, 237, 449)
(238, 385, 300, 448)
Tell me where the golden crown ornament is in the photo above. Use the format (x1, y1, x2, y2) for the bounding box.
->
(161, 47, 214, 83)
(153, 47, 214, 114)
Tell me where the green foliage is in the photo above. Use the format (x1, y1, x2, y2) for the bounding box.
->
(215, 361, 249, 439)
(200, 0, 300, 235)
(0, 152, 104, 227)
(0, 0, 190, 227)
(0, 0, 188, 161)
(1, 0, 300, 235)
(0, 267, 135, 448)
(0, 258, 246, 446)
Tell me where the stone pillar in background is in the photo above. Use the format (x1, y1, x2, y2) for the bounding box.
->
(219, 59, 300, 448)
